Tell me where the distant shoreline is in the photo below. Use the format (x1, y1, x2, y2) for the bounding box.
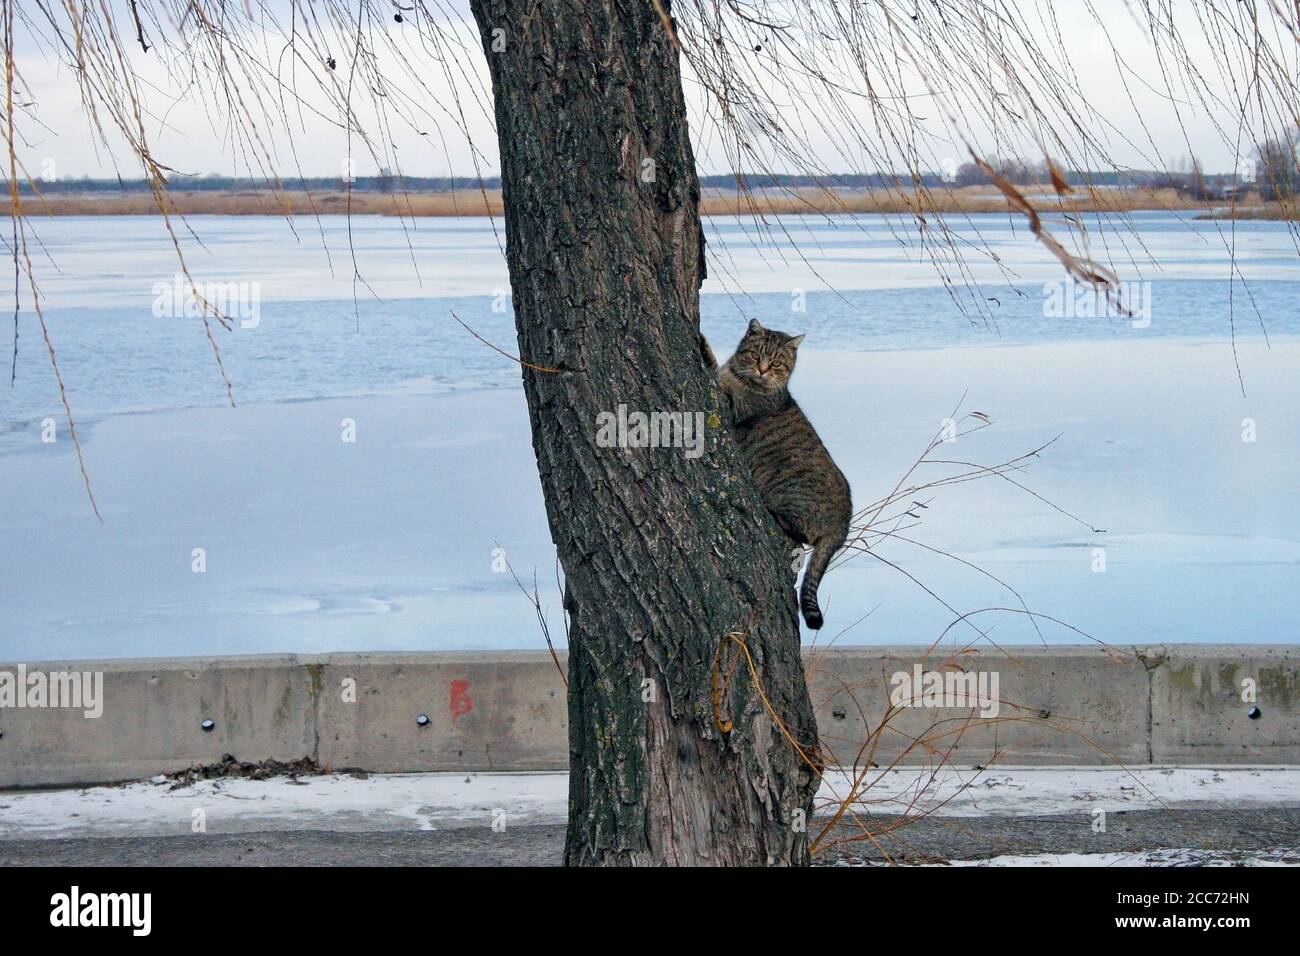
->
(8, 185, 1296, 220)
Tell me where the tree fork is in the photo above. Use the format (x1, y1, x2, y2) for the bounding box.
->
(470, 0, 821, 866)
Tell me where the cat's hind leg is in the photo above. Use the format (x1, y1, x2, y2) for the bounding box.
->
(770, 511, 808, 545)
(800, 529, 848, 630)
(770, 511, 811, 580)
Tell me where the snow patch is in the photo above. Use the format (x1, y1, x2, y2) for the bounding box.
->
(1, 767, 1297, 841)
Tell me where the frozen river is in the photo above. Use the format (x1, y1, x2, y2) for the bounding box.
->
(1, 211, 1297, 659)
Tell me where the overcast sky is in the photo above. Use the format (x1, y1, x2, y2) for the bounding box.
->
(13, 1, 1293, 182)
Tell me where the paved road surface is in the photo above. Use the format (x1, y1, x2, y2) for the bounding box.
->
(3, 807, 1296, 866)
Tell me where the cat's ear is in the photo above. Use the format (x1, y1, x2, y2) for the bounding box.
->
(786, 334, 805, 349)
(747, 318, 765, 335)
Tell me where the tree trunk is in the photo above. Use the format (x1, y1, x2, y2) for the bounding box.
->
(469, 0, 820, 866)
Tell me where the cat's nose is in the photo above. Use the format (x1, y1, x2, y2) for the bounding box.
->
(757, 360, 770, 374)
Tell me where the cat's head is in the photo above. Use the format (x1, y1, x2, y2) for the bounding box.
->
(730, 318, 805, 391)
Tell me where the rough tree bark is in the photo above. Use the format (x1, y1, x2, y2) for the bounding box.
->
(470, 0, 821, 866)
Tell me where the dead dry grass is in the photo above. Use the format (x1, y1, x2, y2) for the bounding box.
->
(703, 184, 1215, 216)
(1197, 200, 1300, 220)
(8, 189, 504, 217)
(9, 184, 1222, 218)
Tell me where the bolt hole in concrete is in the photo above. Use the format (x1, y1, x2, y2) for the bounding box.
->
(1248, 706, 1262, 720)
(416, 714, 430, 727)
(201, 719, 215, 732)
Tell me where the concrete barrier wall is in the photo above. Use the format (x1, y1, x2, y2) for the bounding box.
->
(1, 645, 1295, 788)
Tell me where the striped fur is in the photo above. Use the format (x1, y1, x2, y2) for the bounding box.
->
(709, 319, 852, 629)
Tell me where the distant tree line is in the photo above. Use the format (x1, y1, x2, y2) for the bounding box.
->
(1254, 129, 1300, 200)
(948, 155, 1288, 200)
(8, 173, 506, 194)
(7, 155, 1297, 199)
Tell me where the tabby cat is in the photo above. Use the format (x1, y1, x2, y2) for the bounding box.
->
(705, 319, 852, 629)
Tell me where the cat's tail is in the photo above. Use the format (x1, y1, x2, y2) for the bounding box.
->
(800, 531, 844, 630)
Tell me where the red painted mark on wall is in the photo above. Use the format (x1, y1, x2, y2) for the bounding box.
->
(450, 679, 473, 718)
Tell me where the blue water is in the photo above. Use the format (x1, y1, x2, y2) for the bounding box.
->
(1, 211, 1296, 429)
(2, 212, 1299, 658)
